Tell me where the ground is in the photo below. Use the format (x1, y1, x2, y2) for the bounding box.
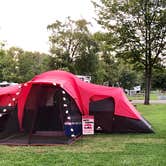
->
(0, 104, 165, 166)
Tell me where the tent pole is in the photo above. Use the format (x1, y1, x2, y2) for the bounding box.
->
(28, 109, 38, 144)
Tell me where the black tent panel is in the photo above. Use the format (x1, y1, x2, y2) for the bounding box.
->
(0, 108, 19, 139)
(89, 97, 154, 133)
(112, 116, 154, 133)
(89, 97, 115, 133)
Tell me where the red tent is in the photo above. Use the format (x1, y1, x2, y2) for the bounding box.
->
(17, 70, 141, 125)
(0, 85, 20, 107)
(0, 70, 153, 145)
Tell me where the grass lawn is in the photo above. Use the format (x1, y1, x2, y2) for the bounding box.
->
(127, 93, 158, 100)
(0, 104, 166, 166)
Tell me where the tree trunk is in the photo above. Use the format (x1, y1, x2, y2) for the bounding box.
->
(144, 2, 152, 105)
(144, 65, 152, 105)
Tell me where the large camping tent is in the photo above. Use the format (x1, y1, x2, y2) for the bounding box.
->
(0, 70, 153, 145)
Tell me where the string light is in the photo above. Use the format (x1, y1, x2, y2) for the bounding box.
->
(65, 110, 69, 114)
(67, 116, 71, 120)
(53, 82, 56, 86)
(24, 83, 28, 86)
(18, 85, 21, 89)
(63, 104, 67, 107)
(61, 90, 76, 138)
(16, 92, 20, 95)
(8, 103, 12, 107)
(12, 98, 16, 101)
(0, 114, 2, 117)
(3, 109, 7, 112)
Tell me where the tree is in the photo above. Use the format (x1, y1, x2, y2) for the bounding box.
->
(74, 33, 100, 81)
(6, 47, 49, 82)
(5, 47, 24, 82)
(93, 32, 119, 85)
(47, 17, 101, 81)
(93, 0, 166, 104)
(0, 47, 18, 82)
(47, 17, 89, 72)
(17, 51, 49, 82)
(152, 68, 166, 91)
(93, 31, 141, 86)
(119, 70, 138, 90)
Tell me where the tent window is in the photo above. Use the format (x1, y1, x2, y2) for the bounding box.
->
(89, 97, 115, 112)
(89, 97, 115, 133)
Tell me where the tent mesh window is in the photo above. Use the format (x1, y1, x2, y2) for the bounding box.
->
(89, 97, 115, 133)
(0, 106, 19, 139)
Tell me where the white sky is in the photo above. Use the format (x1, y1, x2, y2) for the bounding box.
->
(0, 0, 99, 53)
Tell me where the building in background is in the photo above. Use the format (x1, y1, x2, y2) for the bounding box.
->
(76, 75, 91, 83)
(0, 81, 18, 87)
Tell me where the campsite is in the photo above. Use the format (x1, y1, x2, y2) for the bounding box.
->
(0, 0, 165, 165)
(0, 70, 165, 165)
(0, 104, 165, 165)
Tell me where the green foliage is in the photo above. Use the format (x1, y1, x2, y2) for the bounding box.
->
(47, 17, 90, 72)
(119, 70, 138, 89)
(0, 17, 144, 86)
(74, 35, 99, 77)
(47, 17, 102, 82)
(152, 68, 166, 90)
(92, 32, 143, 87)
(0, 48, 16, 82)
(0, 104, 166, 165)
(93, 32, 119, 85)
(0, 46, 49, 83)
(18, 51, 48, 82)
(93, 0, 166, 104)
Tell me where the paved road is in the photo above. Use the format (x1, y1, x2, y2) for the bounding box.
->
(131, 100, 166, 104)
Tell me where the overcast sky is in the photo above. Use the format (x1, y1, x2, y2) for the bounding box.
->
(0, 0, 99, 53)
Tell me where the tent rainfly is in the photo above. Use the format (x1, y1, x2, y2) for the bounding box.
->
(0, 70, 153, 145)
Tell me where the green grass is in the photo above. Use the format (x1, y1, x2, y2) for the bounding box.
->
(127, 93, 158, 100)
(0, 104, 166, 166)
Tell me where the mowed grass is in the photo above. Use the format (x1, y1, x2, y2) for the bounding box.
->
(0, 104, 166, 166)
(127, 93, 158, 100)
